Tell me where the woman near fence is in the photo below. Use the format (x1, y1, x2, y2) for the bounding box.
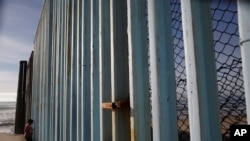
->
(24, 119, 33, 141)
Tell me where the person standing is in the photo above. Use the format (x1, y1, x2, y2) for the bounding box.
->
(24, 119, 33, 141)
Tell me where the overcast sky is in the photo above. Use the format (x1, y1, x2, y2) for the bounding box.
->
(0, 0, 43, 101)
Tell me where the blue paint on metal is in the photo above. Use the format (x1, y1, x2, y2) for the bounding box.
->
(90, 0, 100, 141)
(127, 0, 151, 140)
(148, 0, 178, 140)
(181, 0, 222, 141)
(99, 0, 112, 140)
(82, 0, 91, 141)
(110, 0, 130, 140)
(70, 0, 78, 141)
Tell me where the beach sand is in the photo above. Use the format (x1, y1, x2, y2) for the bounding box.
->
(0, 133, 25, 141)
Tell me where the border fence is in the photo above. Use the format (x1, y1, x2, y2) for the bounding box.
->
(29, 0, 250, 141)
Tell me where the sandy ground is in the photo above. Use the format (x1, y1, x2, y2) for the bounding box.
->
(177, 115, 246, 141)
(0, 133, 25, 141)
(178, 115, 247, 132)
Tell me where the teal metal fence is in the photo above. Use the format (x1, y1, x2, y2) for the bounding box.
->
(30, 0, 249, 141)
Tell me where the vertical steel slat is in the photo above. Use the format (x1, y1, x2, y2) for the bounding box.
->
(50, 3, 54, 139)
(82, 0, 91, 140)
(32, 18, 37, 139)
(43, 4, 49, 140)
(54, 0, 61, 140)
(237, 0, 250, 123)
(49, 2, 54, 139)
(70, 0, 78, 140)
(36, 19, 43, 141)
(127, 0, 151, 140)
(54, 1, 60, 140)
(46, 1, 53, 140)
(65, 0, 71, 140)
(78, 0, 82, 140)
(32, 28, 39, 140)
(40, 10, 46, 140)
(41, 15, 45, 141)
(76, 0, 83, 140)
(110, 0, 130, 140)
(43, 13, 47, 138)
(99, 0, 112, 140)
(61, 0, 69, 141)
(42, 7, 46, 141)
(35, 8, 42, 141)
(58, 1, 63, 140)
(33, 43, 39, 141)
(90, 0, 101, 140)
(180, 0, 222, 141)
(49, 1, 57, 140)
(59, 0, 66, 140)
(38, 20, 43, 140)
(147, 0, 178, 140)
(37, 11, 42, 141)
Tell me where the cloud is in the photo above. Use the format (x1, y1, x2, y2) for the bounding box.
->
(0, 0, 43, 101)
(0, 0, 43, 41)
(0, 70, 18, 93)
(0, 35, 32, 95)
(0, 35, 33, 64)
(0, 35, 32, 94)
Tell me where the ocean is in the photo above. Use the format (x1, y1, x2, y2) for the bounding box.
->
(0, 102, 16, 133)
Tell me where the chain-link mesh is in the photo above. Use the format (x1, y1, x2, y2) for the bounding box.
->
(171, 0, 246, 140)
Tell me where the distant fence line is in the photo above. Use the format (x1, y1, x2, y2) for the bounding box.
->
(14, 52, 33, 134)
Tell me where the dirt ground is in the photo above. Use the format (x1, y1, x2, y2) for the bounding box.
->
(0, 133, 25, 141)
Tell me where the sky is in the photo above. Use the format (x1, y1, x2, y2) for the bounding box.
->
(0, 0, 43, 101)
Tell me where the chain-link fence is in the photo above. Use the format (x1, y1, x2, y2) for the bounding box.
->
(171, 0, 246, 140)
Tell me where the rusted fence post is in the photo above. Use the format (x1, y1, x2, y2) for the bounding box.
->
(15, 61, 27, 134)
